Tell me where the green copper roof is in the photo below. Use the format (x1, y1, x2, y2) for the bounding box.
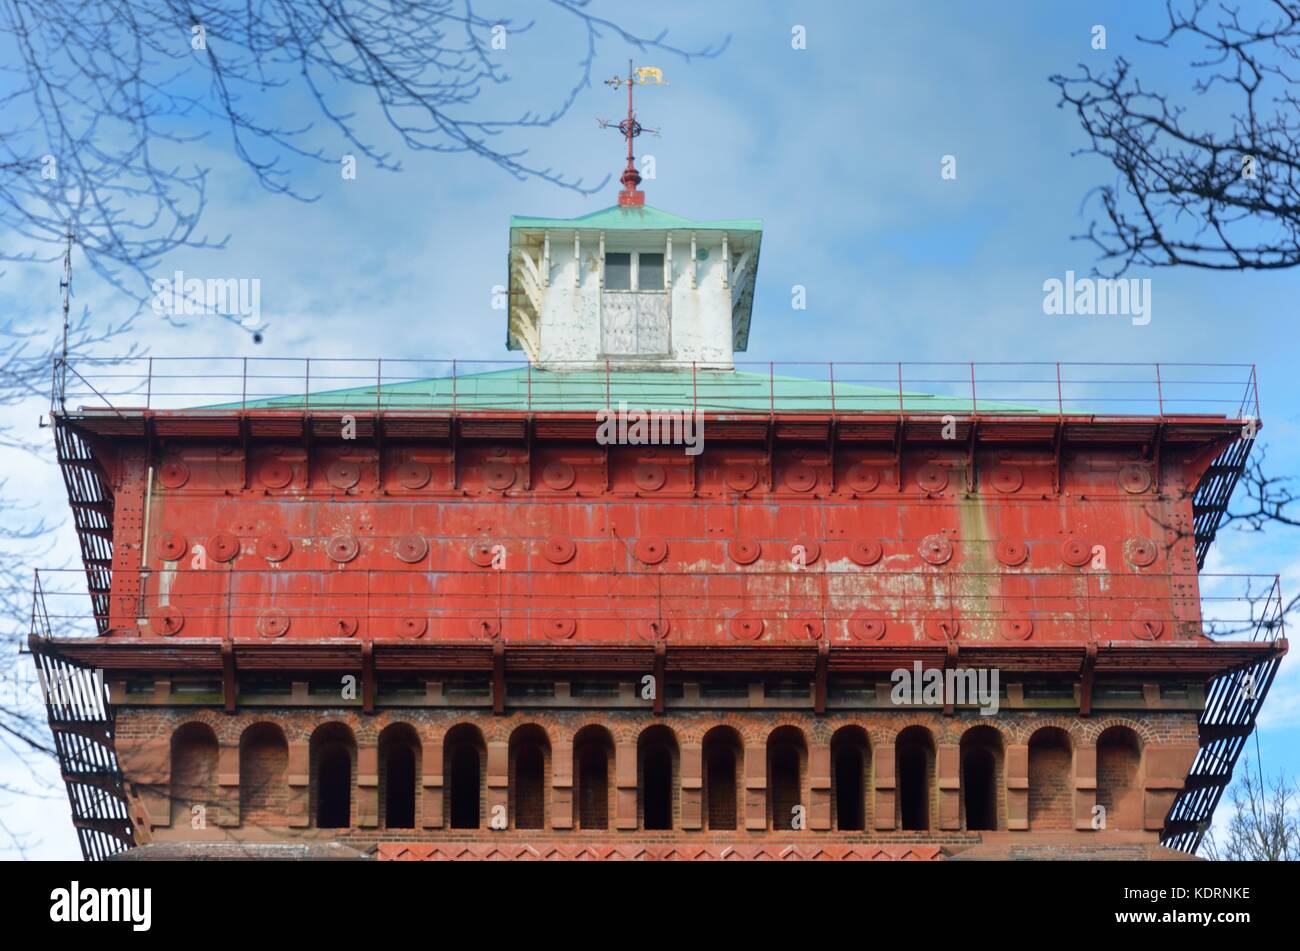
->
(219, 366, 1048, 414)
(510, 205, 762, 233)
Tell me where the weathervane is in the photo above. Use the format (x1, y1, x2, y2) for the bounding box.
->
(599, 60, 666, 207)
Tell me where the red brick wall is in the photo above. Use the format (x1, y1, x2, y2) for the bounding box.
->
(239, 723, 288, 829)
(1028, 728, 1072, 831)
(1097, 727, 1142, 830)
(170, 722, 218, 827)
(378, 725, 421, 829)
(118, 707, 1197, 847)
(509, 729, 550, 830)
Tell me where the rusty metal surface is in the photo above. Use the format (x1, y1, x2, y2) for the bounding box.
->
(43, 400, 1262, 655)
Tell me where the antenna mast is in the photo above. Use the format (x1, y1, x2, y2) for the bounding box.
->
(56, 221, 73, 410)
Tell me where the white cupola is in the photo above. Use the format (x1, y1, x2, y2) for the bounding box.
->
(507, 205, 762, 370)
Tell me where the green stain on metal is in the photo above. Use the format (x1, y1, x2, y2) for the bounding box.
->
(208, 366, 1053, 414)
(956, 490, 996, 641)
(510, 204, 763, 234)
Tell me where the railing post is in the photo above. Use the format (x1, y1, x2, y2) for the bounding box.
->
(376, 358, 383, 414)
(692, 361, 698, 415)
(769, 361, 774, 415)
(147, 357, 154, 409)
(240, 357, 246, 410)
(897, 362, 904, 415)
(828, 362, 836, 416)
(451, 359, 457, 412)
(969, 361, 977, 415)
(1056, 362, 1063, 416)
(527, 360, 532, 412)
(1154, 363, 1165, 416)
(305, 358, 311, 411)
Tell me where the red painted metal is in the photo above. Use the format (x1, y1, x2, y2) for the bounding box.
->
(38, 396, 1264, 664)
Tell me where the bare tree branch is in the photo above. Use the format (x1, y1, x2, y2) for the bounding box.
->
(1052, 0, 1300, 274)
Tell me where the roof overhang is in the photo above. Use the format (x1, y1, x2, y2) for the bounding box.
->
(34, 635, 1287, 680)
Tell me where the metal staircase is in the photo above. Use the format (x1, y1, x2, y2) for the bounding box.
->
(29, 572, 134, 861)
(1162, 577, 1286, 853)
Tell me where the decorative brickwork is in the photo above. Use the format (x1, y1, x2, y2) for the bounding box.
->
(114, 705, 1199, 854)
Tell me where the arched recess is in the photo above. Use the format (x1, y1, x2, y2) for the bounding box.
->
(895, 725, 935, 832)
(444, 723, 486, 830)
(1028, 727, 1073, 831)
(701, 726, 743, 831)
(638, 724, 679, 831)
(509, 724, 551, 830)
(959, 725, 1004, 832)
(170, 722, 219, 828)
(310, 723, 356, 830)
(1096, 725, 1143, 831)
(573, 725, 614, 831)
(239, 722, 288, 828)
(767, 726, 807, 832)
(831, 726, 871, 832)
(379, 723, 421, 830)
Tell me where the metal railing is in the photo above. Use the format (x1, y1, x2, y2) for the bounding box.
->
(31, 567, 1284, 645)
(54, 357, 1261, 419)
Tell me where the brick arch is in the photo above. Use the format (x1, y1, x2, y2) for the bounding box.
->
(507, 723, 551, 831)
(634, 720, 681, 745)
(958, 724, 1004, 832)
(701, 725, 745, 831)
(238, 721, 289, 829)
(674, 721, 713, 745)
(766, 725, 808, 831)
(277, 715, 325, 744)
(1084, 716, 1157, 746)
(1027, 726, 1074, 831)
(170, 721, 219, 828)
(1010, 716, 1084, 746)
(443, 722, 488, 830)
(572, 723, 615, 831)
(351, 720, 385, 746)
(432, 717, 489, 743)
(309, 721, 357, 830)
(829, 725, 871, 832)
(877, 716, 943, 747)
(476, 717, 519, 743)
(208, 714, 243, 745)
(760, 719, 811, 744)
(894, 724, 937, 832)
(804, 717, 836, 745)
(637, 723, 679, 830)
(170, 710, 226, 740)
(1096, 724, 1144, 831)
(377, 722, 421, 830)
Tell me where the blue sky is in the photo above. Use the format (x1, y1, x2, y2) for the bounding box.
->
(1, 1, 1297, 858)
